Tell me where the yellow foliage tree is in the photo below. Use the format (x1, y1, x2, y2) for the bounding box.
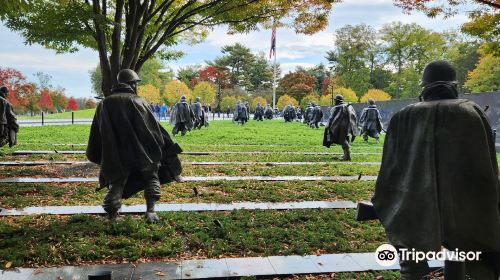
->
(251, 96, 267, 109)
(163, 80, 192, 105)
(138, 84, 161, 104)
(220, 96, 237, 111)
(320, 87, 358, 105)
(360, 89, 392, 103)
(277, 94, 298, 110)
(193, 81, 216, 105)
(464, 54, 500, 93)
(300, 93, 320, 108)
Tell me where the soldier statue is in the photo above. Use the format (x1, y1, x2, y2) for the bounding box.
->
(359, 98, 383, 143)
(323, 94, 357, 161)
(170, 95, 195, 136)
(295, 107, 303, 122)
(192, 96, 204, 129)
(254, 103, 264, 121)
(372, 61, 500, 279)
(87, 69, 183, 223)
(0, 86, 18, 148)
(264, 104, 274, 120)
(233, 100, 249, 125)
(283, 104, 296, 122)
(304, 103, 313, 125)
(310, 103, 323, 128)
(244, 102, 250, 122)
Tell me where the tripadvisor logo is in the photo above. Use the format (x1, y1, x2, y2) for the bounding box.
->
(375, 244, 398, 267)
(375, 244, 482, 267)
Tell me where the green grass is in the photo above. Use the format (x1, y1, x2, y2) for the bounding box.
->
(0, 210, 386, 266)
(0, 120, 397, 271)
(3, 121, 385, 152)
(0, 181, 375, 208)
(0, 162, 380, 178)
(17, 109, 96, 120)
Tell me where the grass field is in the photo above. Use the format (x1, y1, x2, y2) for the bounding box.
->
(0, 120, 400, 278)
(17, 109, 96, 120)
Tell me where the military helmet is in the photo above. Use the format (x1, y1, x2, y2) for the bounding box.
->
(117, 69, 141, 84)
(420, 60, 456, 87)
(368, 98, 375, 105)
(335, 94, 344, 102)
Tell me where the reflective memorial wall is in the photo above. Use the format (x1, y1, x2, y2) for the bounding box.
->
(321, 91, 500, 142)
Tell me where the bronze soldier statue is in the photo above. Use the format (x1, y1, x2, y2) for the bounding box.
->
(86, 69, 183, 223)
(234, 100, 248, 125)
(264, 104, 273, 120)
(304, 103, 313, 125)
(359, 98, 383, 143)
(372, 61, 500, 279)
(254, 103, 264, 121)
(0, 87, 18, 148)
(310, 103, 323, 128)
(323, 95, 357, 161)
(171, 95, 194, 136)
(192, 96, 204, 129)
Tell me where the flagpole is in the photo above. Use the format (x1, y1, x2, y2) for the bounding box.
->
(273, 45, 277, 110)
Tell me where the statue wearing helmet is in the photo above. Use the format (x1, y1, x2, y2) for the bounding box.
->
(191, 96, 204, 129)
(372, 61, 500, 279)
(0, 86, 19, 148)
(87, 69, 183, 223)
(171, 95, 195, 136)
(359, 98, 383, 143)
(323, 94, 358, 161)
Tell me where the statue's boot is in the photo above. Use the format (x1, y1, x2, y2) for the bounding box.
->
(144, 165, 161, 224)
(341, 140, 351, 161)
(145, 197, 160, 224)
(103, 183, 124, 222)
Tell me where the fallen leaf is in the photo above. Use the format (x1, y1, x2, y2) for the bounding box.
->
(5, 262, 12, 269)
(155, 271, 166, 276)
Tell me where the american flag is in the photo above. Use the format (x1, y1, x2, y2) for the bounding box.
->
(269, 25, 276, 59)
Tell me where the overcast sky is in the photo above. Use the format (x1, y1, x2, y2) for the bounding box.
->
(0, 0, 475, 98)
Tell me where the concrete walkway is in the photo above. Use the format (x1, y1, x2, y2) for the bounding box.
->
(0, 200, 358, 216)
(0, 175, 377, 184)
(0, 253, 443, 279)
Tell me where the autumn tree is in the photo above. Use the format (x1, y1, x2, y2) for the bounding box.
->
(2, 0, 334, 96)
(360, 89, 392, 103)
(38, 89, 54, 112)
(85, 98, 97, 109)
(251, 96, 268, 110)
(464, 54, 500, 92)
(300, 93, 320, 108)
(278, 72, 316, 102)
(163, 80, 192, 105)
(277, 95, 298, 109)
(320, 87, 358, 105)
(66, 97, 79, 111)
(296, 64, 330, 94)
(50, 88, 69, 112)
(0, 67, 33, 109)
(193, 81, 216, 105)
(138, 84, 161, 104)
(220, 96, 237, 111)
